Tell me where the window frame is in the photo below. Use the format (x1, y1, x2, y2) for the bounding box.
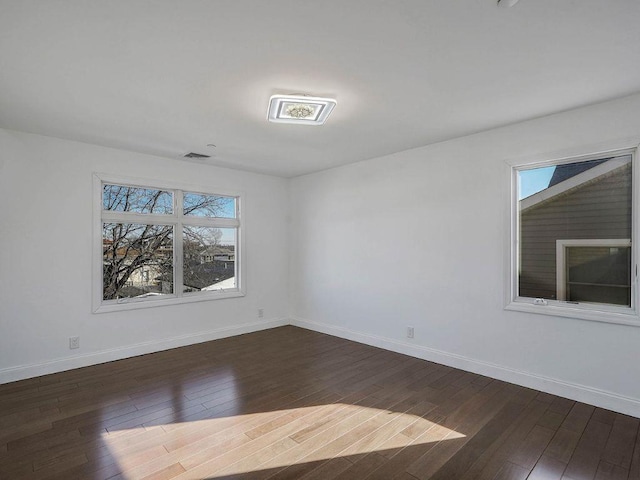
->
(504, 141, 640, 326)
(93, 174, 245, 313)
(556, 238, 632, 303)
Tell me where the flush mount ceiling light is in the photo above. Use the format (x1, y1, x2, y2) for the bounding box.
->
(267, 94, 337, 125)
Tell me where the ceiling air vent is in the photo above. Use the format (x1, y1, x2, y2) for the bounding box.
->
(183, 152, 211, 159)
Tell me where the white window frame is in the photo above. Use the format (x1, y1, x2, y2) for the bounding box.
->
(93, 173, 245, 313)
(504, 140, 640, 326)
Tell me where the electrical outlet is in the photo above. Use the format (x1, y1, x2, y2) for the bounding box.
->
(258, 308, 264, 318)
(69, 336, 80, 349)
(406, 326, 414, 339)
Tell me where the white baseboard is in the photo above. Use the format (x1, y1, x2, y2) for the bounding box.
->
(0, 318, 288, 385)
(290, 316, 640, 419)
(5, 315, 640, 419)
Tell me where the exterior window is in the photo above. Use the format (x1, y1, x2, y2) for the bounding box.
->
(556, 239, 631, 306)
(96, 177, 241, 312)
(509, 149, 637, 322)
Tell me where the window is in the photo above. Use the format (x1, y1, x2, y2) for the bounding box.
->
(95, 176, 242, 312)
(507, 147, 638, 323)
(556, 239, 631, 306)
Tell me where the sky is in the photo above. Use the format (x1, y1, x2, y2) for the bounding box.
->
(518, 165, 556, 200)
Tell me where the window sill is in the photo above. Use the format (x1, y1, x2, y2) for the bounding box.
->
(93, 289, 245, 314)
(505, 298, 640, 327)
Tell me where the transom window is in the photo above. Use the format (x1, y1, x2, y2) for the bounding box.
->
(94, 176, 242, 312)
(508, 148, 638, 323)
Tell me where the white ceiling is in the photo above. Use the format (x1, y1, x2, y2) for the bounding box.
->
(1, 1, 639, 177)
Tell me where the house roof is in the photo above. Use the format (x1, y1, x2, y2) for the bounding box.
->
(520, 155, 631, 212)
(547, 158, 609, 188)
(198, 245, 235, 256)
(202, 277, 236, 291)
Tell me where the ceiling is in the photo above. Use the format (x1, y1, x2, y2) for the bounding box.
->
(1, 0, 639, 178)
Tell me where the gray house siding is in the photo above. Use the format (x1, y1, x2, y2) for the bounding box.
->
(519, 163, 631, 300)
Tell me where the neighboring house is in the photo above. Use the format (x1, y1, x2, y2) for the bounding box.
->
(182, 260, 235, 292)
(102, 238, 172, 298)
(128, 267, 153, 287)
(197, 245, 235, 264)
(183, 244, 236, 291)
(519, 156, 632, 306)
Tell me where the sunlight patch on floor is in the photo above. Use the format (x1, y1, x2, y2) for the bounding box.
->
(101, 403, 465, 479)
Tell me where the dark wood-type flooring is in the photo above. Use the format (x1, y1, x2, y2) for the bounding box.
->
(1, 326, 639, 480)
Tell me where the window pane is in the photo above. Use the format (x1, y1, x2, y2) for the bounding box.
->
(102, 223, 173, 300)
(183, 192, 236, 218)
(566, 246, 631, 306)
(183, 227, 236, 292)
(518, 155, 632, 305)
(103, 184, 173, 214)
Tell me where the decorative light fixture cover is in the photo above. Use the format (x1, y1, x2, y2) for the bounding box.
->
(267, 94, 337, 125)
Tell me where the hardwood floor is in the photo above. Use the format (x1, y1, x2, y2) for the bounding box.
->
(1, 326, 638, 480)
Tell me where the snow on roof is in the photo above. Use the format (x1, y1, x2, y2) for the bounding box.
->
(201, 277, 236, 291)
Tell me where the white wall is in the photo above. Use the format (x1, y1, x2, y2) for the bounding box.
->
(0, 129, 289, 383)
(289, 93, 640, 417)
